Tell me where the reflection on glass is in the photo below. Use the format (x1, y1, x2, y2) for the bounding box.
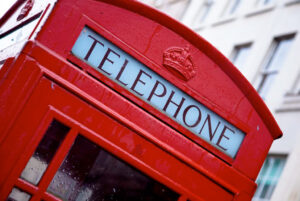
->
(6, 187, 31, 201)
(48, 135, 179, 201)
(20, 120, 70, 185)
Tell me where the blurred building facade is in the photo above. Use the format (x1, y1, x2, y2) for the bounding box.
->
(139, 0, 300, 201)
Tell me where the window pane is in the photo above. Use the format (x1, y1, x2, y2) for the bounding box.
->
(223, 0, 241, 16)
(20, 119, 70, 185)
(231, 44, 251, 70)
(6, 187, 31, 201)
(260, 183, 271, 198)
(257, 72, 277, 98)
(229, 0, 241, 14)
(48, 135, 179, 201)
(265, 38, 293, 72)
(257, 0, 275, 6)
(194, 0, 213, 24)
(253, 155, 286, 201)
(162, 0, 190, 20)
(256, 36, 294, 98)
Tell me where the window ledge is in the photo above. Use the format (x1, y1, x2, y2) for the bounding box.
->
(245, 5, 275, 17)
(212, 15, 236, 27)
(275, 94, 300, 113)
(192, 23, 207, 31)
(285, 0, 300, 6)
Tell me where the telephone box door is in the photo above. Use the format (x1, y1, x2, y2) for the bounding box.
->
(0, 76, 183, 201)
(0, 57, 234, 201)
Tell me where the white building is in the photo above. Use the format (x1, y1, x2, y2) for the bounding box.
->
(140, 0, 300, 201)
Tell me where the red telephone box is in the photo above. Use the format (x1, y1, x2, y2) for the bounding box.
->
(0, 0, 282, 200)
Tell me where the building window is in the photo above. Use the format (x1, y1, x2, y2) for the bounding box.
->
(292, 72, 300, 94)
(256, 0, 276, 7)
(223, 0, 242, 16)
(153, 0, 164, 7)
(255, 35, 295, 99)
(154, 0, 191, 20)
(253, 155, 286, 201)
(230, 43, 252, 70)
(285, 71, 300, 95)
(7, 187, 32, 201)
(193, 0, 214, 25)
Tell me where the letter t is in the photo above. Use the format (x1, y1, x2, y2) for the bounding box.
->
(84, 35, 104, 61)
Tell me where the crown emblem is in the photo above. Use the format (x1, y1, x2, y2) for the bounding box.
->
(163, 46, 196, 81)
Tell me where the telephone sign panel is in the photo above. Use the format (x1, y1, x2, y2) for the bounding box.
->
(0, 0, 282, 201)
(72, 27, 245, 158)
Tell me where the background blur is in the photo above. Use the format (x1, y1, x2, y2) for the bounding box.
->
(140, 0, 300, 201)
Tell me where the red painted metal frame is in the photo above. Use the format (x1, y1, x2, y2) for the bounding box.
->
(0, 54, 238, 200)
(0, 42, 257, 201)
(35, 0, 280, 176)
(0, 0, 282, 200)
(66, 23, 238, 164)
(96, 0, 282, 139)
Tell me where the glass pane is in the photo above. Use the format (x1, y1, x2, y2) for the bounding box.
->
(48, 135, 179, 201)
(257, 0, 275, 6)
(253, 155, 286, 200)
(195, 1, 213, 24)
(6, 187, 31, 201)
(231, 44, 251, 70)
(163, 0, 190, 20)
(258, 72, 277, 99)
(228, 0, 241, 14)
(273, 157, 286, 183)
(260, 183, 270, 198)
(20, 119, 70, 185)
(266, 37, 294, 71)
(256, 36, 294, 99)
